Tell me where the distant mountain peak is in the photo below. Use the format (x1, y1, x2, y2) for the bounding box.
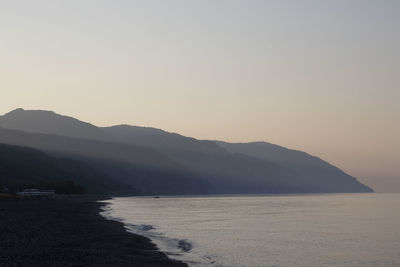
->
(3, 108, 61, 118)
(0, 108, 104, 140)
(1, 108, 87, 123)
(4, 108, 25, 115)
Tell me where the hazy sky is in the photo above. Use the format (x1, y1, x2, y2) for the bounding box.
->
(1, 0, 399, 192)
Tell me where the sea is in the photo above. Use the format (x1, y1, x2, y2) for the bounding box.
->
(100, 193, 400, 267)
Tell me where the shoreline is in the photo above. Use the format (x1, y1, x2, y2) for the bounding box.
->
(0, 196, 188, 267)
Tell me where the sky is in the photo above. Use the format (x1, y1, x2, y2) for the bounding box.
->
(1, 0, 399, 192)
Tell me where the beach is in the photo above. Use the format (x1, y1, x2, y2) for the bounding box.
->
(0, 196, 187, 267)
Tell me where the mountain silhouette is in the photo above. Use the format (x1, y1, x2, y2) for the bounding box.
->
(0, 108, 373, 194)
(0, 108, 225, 153)
(216, 141, 373, 193)
(0, 108, 108, 140)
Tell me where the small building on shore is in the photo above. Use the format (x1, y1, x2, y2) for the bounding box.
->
(17, 189, 55, 198)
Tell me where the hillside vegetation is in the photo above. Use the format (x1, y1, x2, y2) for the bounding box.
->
(0, 143, 135, 195)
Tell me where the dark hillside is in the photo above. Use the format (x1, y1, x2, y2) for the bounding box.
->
(0, 127, 209, 195)
(0, 143, 134, 195)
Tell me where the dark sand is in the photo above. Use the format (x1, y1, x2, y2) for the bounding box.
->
(0, 196, 188, 267)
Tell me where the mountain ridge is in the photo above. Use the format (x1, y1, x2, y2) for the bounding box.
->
(0, 108, 373, 194)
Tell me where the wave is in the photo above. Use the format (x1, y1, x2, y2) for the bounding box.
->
(99, 200, 218, 266)
(137, 224, 155, 231)
(178, 239, 193, 252)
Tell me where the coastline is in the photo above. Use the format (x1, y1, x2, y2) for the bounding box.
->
(0, 196, 187, 267)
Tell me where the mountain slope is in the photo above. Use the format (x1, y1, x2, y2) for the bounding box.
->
(103, 125, 226, 154)
(216, 141, 373, 192)
(0, 109, 373, 193)
(0, 108, 225, 154)
(0, 127, 209, 195)
(0, 143, 134, 194)
(0, 108, 108, 140)
(0, 110, 307, 193)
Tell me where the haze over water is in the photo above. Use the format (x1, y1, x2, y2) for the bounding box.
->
(102, 194, 400, 267)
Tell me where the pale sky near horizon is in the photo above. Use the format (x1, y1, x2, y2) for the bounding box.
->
(1, 0, 399, 192)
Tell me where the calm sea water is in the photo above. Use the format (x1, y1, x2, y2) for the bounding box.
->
(101, 194, 400, 267)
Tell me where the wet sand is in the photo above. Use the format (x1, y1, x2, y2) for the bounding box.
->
(0, 196, 187, 267)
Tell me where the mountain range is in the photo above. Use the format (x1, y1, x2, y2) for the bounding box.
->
(0, 108, 373, 194)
